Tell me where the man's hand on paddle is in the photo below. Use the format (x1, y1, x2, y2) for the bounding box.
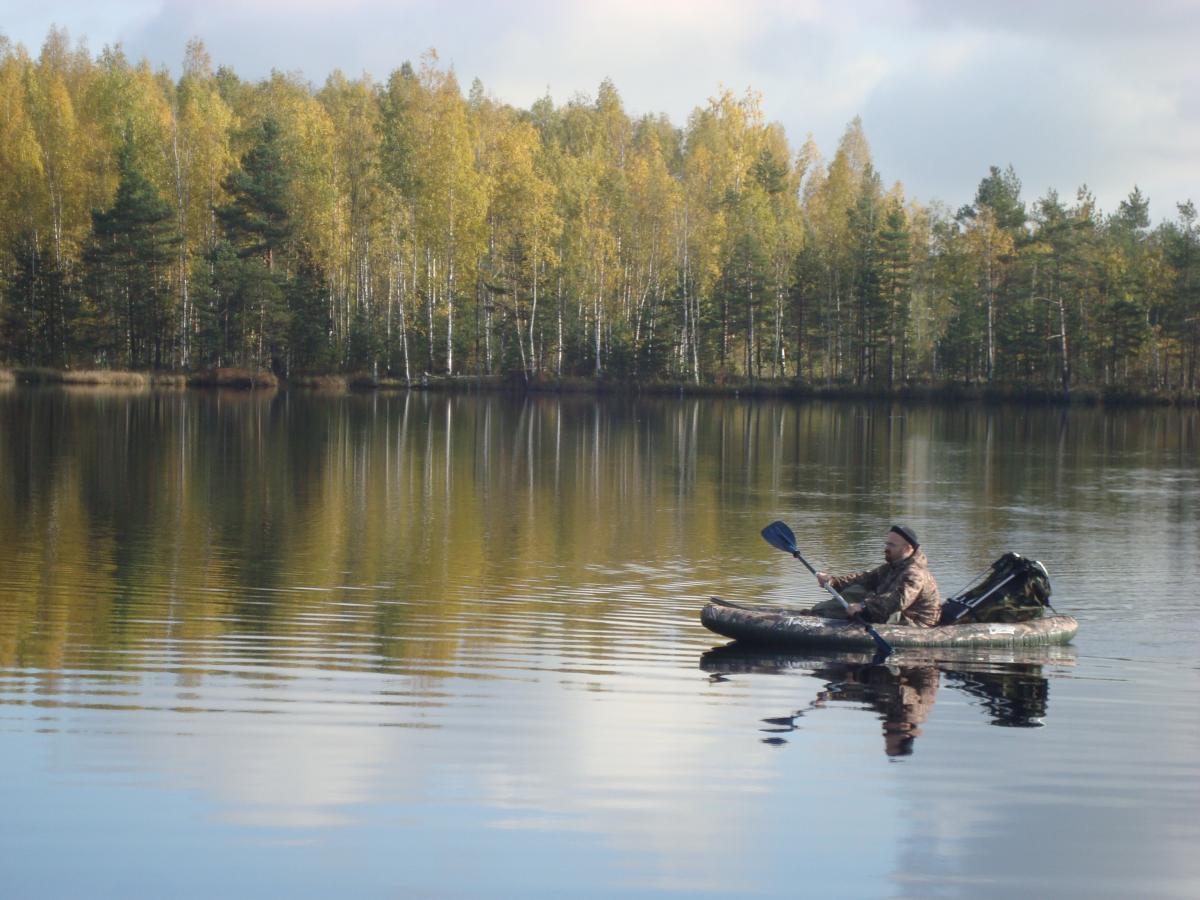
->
(818, 573, 865, 616)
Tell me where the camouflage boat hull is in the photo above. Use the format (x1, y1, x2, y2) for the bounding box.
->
(701, 597, 1078, 650)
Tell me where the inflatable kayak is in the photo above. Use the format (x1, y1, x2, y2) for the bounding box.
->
(701, 597, 1078, 650)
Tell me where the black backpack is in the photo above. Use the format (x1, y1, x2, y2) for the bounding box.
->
(939, 553, 1054, 626)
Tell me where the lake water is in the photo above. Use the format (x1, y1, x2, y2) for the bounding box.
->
(1, 388, 1198, 899)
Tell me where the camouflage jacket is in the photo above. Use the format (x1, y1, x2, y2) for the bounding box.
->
(830, 550, 942, 627)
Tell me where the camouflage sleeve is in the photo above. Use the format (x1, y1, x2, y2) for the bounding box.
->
(863, 570, 922, 622)
(829, 564, 884, 593)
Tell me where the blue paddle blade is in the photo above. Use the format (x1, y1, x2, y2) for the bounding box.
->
(761, 521, 797, 554)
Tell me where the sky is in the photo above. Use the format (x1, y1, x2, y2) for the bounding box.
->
(2, 0, 1197, 220)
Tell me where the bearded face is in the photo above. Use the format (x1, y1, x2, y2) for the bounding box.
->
(884, 532, 913, 564)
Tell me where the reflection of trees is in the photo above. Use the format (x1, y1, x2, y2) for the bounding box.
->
(0, 392, 898, 672)
(0, 388, 1163, 691)
(701, 646, 1065, 757)
(7, 392, 877, 675)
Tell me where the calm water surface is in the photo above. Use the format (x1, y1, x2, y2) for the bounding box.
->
(1, 388, 1198, 899)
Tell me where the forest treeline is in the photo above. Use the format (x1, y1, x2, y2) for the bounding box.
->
(2, 29, 1199, 394)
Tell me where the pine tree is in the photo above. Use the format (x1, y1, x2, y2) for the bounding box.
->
(1, 229, 72, 365)
(847, 165, 884, 383)
(877, 198, 912, 386)
(216, 116, 292, 266)
(213, 116, 294, 368)
(1163, 201, 1200, 388)
(84, 127, 180, 368)
(972, 165, 1027, 233)
(1102, 188, 1154, 383)
(280, 247, 333, 374)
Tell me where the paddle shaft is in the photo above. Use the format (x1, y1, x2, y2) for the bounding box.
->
(759, 521, 894, 655)
(790, 549, 855, 616)
(790, 548, 893, 655)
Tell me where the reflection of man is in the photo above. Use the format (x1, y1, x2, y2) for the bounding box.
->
(811, 524, 941, 627)
(816, 663, 941, 757)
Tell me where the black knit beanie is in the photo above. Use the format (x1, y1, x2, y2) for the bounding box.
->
(890, 524, 920, 549)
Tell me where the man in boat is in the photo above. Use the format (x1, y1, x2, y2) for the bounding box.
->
(809, 524, 941, 627)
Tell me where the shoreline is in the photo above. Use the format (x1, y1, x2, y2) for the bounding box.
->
(1, 366, 1194, 408)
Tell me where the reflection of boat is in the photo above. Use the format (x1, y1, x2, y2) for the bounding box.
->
(699, 643, 1078, 674)
(701, 644, 1072, 755)
(702, 597, 1078, 649)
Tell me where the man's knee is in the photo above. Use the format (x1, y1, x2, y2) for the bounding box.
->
(838, 585, 868, 603)
(807, 598, 847, 618)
